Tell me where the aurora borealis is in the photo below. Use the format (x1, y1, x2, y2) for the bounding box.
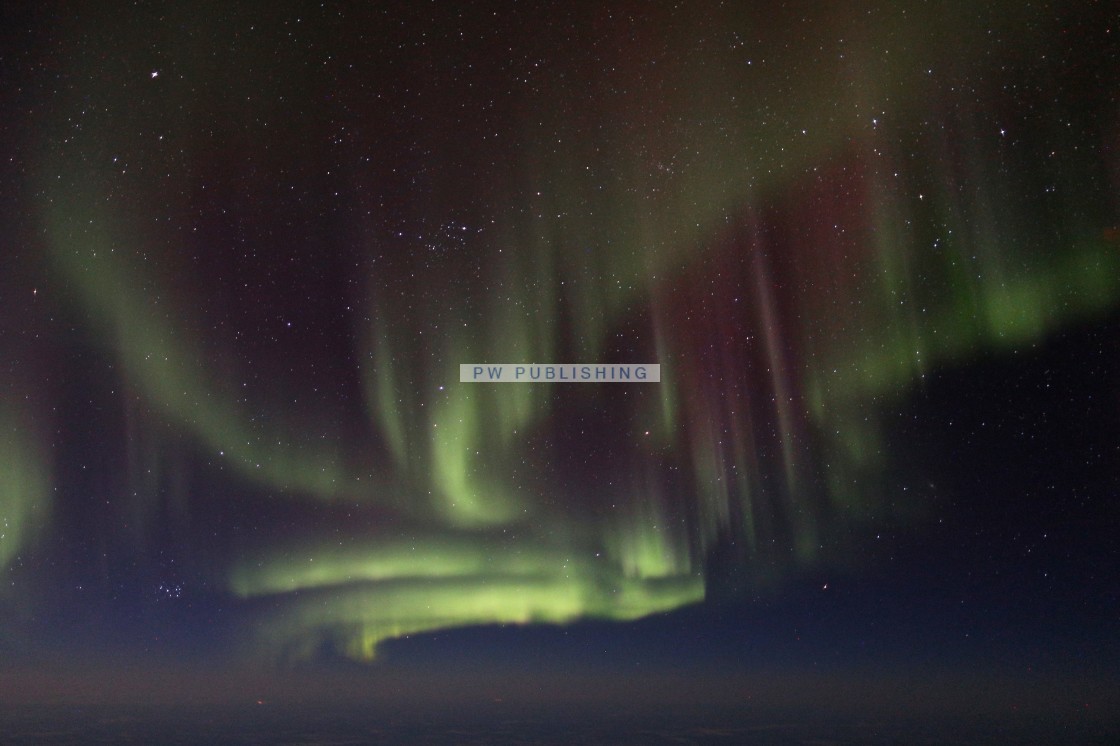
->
(2, 0, 1119, 738)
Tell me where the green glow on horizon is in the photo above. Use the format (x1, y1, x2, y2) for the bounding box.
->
(233, 528, 704, 660)
(248, 570, 704, 662)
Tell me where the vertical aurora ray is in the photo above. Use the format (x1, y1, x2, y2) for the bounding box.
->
(0, 404, 51, 585)
(364, 318, 410, 472)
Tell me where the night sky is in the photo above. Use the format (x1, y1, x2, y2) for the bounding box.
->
(2, 0, 1119, 740)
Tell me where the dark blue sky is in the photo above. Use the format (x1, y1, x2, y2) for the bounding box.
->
(1, 1, 1118, 738)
